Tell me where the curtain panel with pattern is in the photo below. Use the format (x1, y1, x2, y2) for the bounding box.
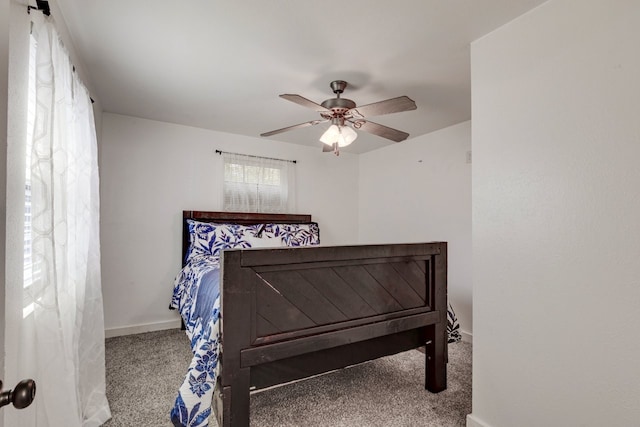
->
(21, 22, 111, 426)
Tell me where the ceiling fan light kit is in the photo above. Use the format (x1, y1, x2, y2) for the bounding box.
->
(261, 80, 416, 155)
(319, 117, 358, 148)
(319, 124, 357, 147)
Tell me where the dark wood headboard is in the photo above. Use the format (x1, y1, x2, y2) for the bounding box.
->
(182, 210, 313, 264)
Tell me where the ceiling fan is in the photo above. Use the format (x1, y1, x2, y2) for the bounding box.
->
(260, 80, 417, 155)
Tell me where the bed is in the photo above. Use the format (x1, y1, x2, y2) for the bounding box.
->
(170, 211, 451, 427)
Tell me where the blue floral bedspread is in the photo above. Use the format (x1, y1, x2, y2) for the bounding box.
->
(170, 255, 222, 427)
(170, 220, 322, 427)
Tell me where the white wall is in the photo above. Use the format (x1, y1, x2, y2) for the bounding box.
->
(0, 2, 8, 425)
(4, 7, 30, 424)
(4, 6, 41, 426)
(100, 113, 360, 334)
(358, 121, 472, 339)
(470, 1, 640, 426)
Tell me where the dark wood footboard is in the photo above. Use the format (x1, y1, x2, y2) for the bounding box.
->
(216, 242, 448, 427)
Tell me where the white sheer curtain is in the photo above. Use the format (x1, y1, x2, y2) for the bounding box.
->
(222, 152, 296, 213)
(23, 22, 110, 426)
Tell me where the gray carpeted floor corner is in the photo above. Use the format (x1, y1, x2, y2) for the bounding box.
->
(103, 329, 193, 427)
(104, 329, 471, 426)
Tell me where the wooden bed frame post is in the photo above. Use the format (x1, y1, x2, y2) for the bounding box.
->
(425, 243, 447, 392)
(220, 250, 252, 427)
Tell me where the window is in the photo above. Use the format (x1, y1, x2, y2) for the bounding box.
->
(222, 152, 296, 213)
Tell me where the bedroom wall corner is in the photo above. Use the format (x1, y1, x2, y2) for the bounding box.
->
(357, 121, 472, 339)
(471, 0, 640, 426)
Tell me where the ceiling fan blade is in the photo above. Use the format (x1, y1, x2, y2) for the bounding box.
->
(260, 119, 327, 137)
(280, 94, 331, 112)
(350, 96, 416, 118)
(322, 143, 333, 152)
(353, 120, 410, 142)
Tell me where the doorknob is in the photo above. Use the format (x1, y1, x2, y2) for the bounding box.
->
(0, 379, 36, 410)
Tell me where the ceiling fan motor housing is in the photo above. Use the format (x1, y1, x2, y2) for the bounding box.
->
(321, 80, 356, 117)
(321, 97, 356, 114)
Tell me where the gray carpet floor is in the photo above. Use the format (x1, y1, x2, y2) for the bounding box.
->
(104, 329, 471, 426)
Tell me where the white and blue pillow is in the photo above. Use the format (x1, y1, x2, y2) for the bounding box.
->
(185, 220, 253, 261)
(185, 219, 320, 263)
(259, 222, 320, 247)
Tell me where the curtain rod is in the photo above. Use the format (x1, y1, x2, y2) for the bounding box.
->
(26, 3, 95, 104)
(215, 150, 297, 164)
(27, 0, 50, 16)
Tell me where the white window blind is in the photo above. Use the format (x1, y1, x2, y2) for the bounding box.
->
(222, 152, 296, 213)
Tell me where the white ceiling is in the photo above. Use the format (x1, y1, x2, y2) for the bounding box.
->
(55, 0, 547, 153)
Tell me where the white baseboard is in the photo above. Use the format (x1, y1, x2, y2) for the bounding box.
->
(461, 330, 473, 344)
(105, 319, 181, 338)
(467, 414, 492, 427)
